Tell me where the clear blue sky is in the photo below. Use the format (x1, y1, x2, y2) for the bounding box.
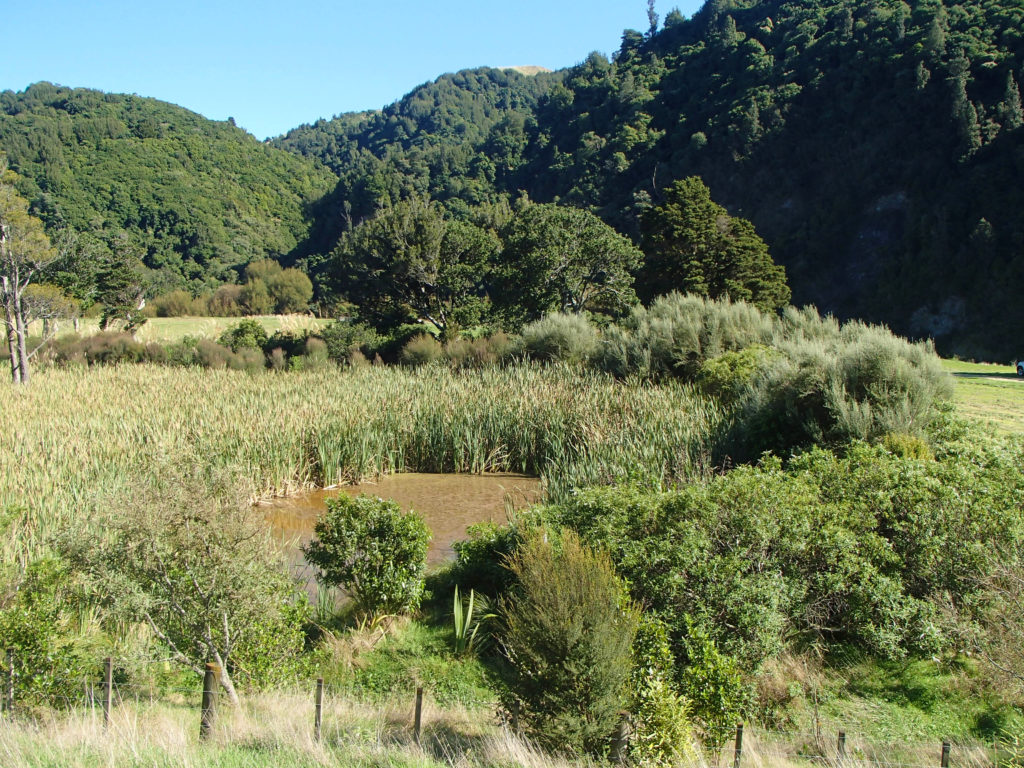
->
(1, 0, 705, 140)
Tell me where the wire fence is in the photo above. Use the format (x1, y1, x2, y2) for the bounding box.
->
(0, 650, 1017, 767)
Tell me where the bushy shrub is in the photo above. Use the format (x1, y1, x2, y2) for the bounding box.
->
(520, 312, 599, 364)
(450, 521, 524, 597)
(499, 528, 638, 756)
(677, 620, 751, 751)
(303, 494, 431, 616)
(218, 318, 269, 352)
(696, 345, 773, 406)
(319, 320, 381, 363)
(206, 284, 244, 316)
(46, 332, 164, 367)
(593, 293, 775, 379)
(727, 319, 953, 457)
(629, 615, 697, 766)
(151, 289, 199, 318)
(400, 333, 443, 366)
(163, 335, 201, 366)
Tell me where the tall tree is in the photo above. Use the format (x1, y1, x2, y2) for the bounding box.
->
(493, 203, 642, 324)
(639, 177, 790, 311)
(0, 164, 61, 384)
(327, 197, 497, 336)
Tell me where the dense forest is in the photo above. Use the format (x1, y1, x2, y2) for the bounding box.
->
(4, 0, 1024, 357)
(0, 83, 335, 295)
(277, 0, 1024, 358)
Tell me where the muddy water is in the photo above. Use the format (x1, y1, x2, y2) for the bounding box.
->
(265, 473, 542, 579)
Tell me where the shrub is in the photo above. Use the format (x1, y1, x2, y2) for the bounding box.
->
(593, 293, 775, 380)
(400, 333, 444, 367)
(450, 521, 524, 597)
(151, 289, 199, 317)
(219, 319, 269, 352)
(206, 284, 244, 316)
(629, 615, 697, 766)
(499, 528, 638, 756)
(320, 320, 381, 363)
(677, 619, 752, 751)
(302, 494, 431, 616)
(520, 312, 599, 364)
(195, 339, 232, 369)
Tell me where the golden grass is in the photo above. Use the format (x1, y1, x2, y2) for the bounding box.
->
(29, 314, 329, 343)
(0, 690, 1000, 768)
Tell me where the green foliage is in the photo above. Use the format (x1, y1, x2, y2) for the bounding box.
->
(677, 619, 752, 751)
(520, 312, 599, 364)
(218, 318, 269, 353)
(326, 197, 496, 336)
(399, 333, 444, 367)
(547, 433, 1024, 676)
(628, 616, 697, 766)
(303, 494, 431, 616)
(696, 344, 774, 406)
(493, 203, 641, 324)
(0, 83, 335, 293)
(499, 529, 638, 757)
(0, 557, 104, 707)
(639, 177, 790, 311)
(57, 464, 309, 696)
(594, 292, 775, 380)
(450, 521, 524, 597)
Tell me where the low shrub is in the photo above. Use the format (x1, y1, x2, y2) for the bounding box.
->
(400, 334, 444, 367)
(520, 313, 599, 364)
(219, 319, 269, 353)
(303, 495, 431, 616)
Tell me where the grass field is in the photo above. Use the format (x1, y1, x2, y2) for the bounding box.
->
(36, 314, 330, 343)
(941, 359, 1024, 434)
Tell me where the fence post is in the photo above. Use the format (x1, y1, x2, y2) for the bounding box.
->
(733, 723, 744, 768)
(940, 741, 951, 768)
(102, 657, 113, 729)
(837, 730, 847, 759)
(511, 700, 520, 735)
(199, 663, 220, 740)
(413, 686, 423, 745)
(314, 677, 324, 742)
(4, 649, 13, 715)
(610, 713, 632, 764)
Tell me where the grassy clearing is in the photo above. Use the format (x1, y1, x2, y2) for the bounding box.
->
(33, 314, 329, 343)
(941, 359, 1024, 434)
(0, 363, 719, 565)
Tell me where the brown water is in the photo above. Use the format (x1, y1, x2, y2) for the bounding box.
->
(265, 473, 542, 578)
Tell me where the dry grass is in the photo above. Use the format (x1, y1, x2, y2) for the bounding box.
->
(0, 691, 1001, 768)
(28, 314, 329, 343)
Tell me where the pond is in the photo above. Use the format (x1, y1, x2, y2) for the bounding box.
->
(264, 473, 542, 586)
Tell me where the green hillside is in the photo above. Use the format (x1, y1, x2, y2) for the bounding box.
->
(0, 82, 336, 293)
(278, 0, 1024, 359)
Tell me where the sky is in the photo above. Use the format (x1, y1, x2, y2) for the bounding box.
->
(1, 0, 705, 141)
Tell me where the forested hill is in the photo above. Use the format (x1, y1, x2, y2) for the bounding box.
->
(271, 67, 564, 228)
(0, 83, 336, 293)
(280, 1, 1024, 358)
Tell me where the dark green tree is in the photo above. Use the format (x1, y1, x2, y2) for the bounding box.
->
(95, 248, 147, 333)
(327, 197, 496, 337)
(638, 177, 790, 311)
(493, 203, 641, 324)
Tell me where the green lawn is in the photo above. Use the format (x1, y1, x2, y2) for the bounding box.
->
(942, 358, 1024, 434)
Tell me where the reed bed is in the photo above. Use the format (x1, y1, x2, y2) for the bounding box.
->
(0, 363, 721, 565)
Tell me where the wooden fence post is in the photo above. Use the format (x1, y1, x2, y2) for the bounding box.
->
(199, 663, 220, 740)
(4, 649, 13, 715)
(940, 741, 951, 768)
(102, 657, 113, 729)
(413, 686, 423, 745)
(733, 723, 744, 768)
(314, 677, 324, 742)
(837, 730, 847, 759)
(511, 700, 520, 735)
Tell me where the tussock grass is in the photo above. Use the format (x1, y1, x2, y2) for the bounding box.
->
(0, 691, 999, 768)
(0, 363, 721, 566)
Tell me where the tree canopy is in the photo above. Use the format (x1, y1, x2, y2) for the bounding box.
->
(639, 177, 789, 311)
